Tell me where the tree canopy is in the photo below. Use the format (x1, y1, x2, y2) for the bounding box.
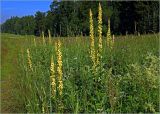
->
(1, 1, 159, 36)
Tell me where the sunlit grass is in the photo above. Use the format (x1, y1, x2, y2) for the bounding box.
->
(1, 33, 159, 113)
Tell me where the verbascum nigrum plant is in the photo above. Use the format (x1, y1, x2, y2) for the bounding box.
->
(89, 9, 96, 69)
(97, 3, 103, 65)
(107, 18, 112, 49)
(98, 3, 102, 53)
(50, 55, 56, 97)
(48, 30, 51, 45)
(56, 40, 63, 96)
(27, 48, 33, 71)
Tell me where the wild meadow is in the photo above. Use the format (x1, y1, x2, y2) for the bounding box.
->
(1, 2, 159, 113)
(10, 4, 159, 113)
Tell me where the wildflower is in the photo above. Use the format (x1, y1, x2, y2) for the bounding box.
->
(97, 3, 103, 65)
(107, 18, 112, 49)
(50, 55, 56, 97)
(56, 40, 63, 96)
(98, 3, 102, 54)
(89, 9, 96, 68)
(27, 48, 33, 71)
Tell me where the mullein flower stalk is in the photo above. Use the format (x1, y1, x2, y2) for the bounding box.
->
(50, 55, 56, 97)
(107, 18, 112, 49)
(89, 9, 96, 69)
(97, 3, 103, 65)
(98, 3, 102, 53)
(56, 40, 63, 96)
(27, 48, 33, 71)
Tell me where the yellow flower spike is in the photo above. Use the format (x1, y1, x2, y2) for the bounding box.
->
(97, 3, 103, 65)
(50, 55, 56, 97)
(107, 18, 111, 49)
(89, 9, 96, 69)
(98, 2, 103, 54)
(48, 30, 51, 45)
(27, 48, 33, 71)
(56, 40, 63, 96)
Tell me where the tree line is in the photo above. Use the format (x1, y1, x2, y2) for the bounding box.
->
(1, 1, 159, 36)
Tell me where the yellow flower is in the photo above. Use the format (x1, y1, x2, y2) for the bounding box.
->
(97, 3, 103, 65)
(27, 48, 33, 71)
(89, 9, 96, 69)
(50, 55, 56, 97)
(56, 40, 63, 96)
(98, 2, 102, 54)
(107, 18, 112, 49)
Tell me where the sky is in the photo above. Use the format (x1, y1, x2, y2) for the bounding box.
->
(1, 0, 52, 24)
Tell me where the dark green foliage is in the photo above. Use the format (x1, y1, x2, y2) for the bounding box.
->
(34, 11, 46, 36)
(1, 1, 159, 36)
(1, 16, 35, 35)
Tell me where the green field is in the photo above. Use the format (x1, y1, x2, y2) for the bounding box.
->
(1, 33, 159, 113)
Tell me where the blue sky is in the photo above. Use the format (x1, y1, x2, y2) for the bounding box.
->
(1, 0, 52, 23)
